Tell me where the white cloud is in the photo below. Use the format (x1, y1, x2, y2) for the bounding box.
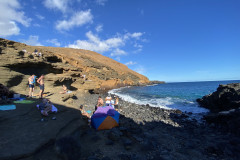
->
(36, 14, 45, 20)
(0, 21, 20, 37)
(33, 23, 41, 27)
(21, 35, 42, 46)
(134, 43, 143, 48)
(110, 48, 127, 56)
(125, 61, 137, 66)
(46, 39, 61, 47)
(56, 10, 93, 31)
(67, 31, 145, 59)
(105, 37, 124, 48)
(43, 0, 70, 13)
(68, 31, 124, 53)
(96, 0, 108, 6)
(95, 24, 103, 32)
(133, 48, 142, 53)
(0, 0, 31, 37)
(134, 65, 146, 74)
(131, 32, 143, 38)
(133, 43, 143, 53)
(115, 57, 121, 61)
(123, 32, 144, 40)
(129, 32, 143, 39)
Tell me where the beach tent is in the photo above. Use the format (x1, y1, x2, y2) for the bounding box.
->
(91, 106, 120, 130)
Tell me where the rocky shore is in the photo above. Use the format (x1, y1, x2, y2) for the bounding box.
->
(1, 37, 240, 160)
(1, 91, 234, 160)
(73, 93, 240, 160)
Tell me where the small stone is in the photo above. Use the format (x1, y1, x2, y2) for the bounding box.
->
(108, 128, 122, 141)
(132, 135, 143, 142)
(175, 109, 182, 114)
(153, 116, 159, 121)
(119, 127, 127, 131)
(87, 155, 98, 160)
(91, 135, 101, 142)
(105, 140, 114, 145)
(122, 138, 132, 150)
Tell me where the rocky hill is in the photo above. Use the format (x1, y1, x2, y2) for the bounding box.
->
(0, 38, 149, 94)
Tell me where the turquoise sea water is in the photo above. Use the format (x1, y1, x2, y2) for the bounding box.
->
(109, 80, 240, 114)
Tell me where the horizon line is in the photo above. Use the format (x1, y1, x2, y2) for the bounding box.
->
(160, 79, 240, 83)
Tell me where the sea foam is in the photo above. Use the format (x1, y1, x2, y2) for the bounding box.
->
(109, 86, 209, 114)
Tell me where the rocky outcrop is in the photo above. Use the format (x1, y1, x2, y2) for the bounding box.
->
(197, 83, 240, 135)
(197, 83, 240, 112)
(148, 80, 165, 85)
(0, 38, 149, 94)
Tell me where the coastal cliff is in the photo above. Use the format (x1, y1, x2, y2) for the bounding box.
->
(0, 38, 149, 94)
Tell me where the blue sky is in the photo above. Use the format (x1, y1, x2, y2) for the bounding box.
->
(0, 0, 239, 82)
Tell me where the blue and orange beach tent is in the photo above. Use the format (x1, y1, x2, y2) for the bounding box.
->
(91, 106, 120, 130)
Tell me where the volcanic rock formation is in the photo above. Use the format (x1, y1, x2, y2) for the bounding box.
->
(0, 38, 149, 94)
(197, 83, 240, 112)
(197, 83, 240, 135)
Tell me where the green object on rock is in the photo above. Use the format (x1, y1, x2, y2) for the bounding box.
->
(14, 100, 35, 104)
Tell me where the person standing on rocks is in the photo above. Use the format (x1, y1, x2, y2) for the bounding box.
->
(105, 95, 112, 106)
(37, 74, 44, 99)
(28, 74, 35, 97)
(114, 96, 119, 111)
(32, 75, 37, 95)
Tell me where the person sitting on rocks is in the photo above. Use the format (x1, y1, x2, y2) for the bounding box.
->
(22, 49, 27, 53)
(95, 96, 103, 110)
(80, 105, 91, 125)
(80, 105, 90, 119)
(105, 95, 112, 106)
(33, 49, 38, 56)
(59, 85, 68, 94)
(38, 99, 53, 116)
(81, 74, 86, 81)
(97, 96, 104, 107)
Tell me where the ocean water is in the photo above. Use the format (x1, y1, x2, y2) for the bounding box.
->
(109, 80, 240, 114)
